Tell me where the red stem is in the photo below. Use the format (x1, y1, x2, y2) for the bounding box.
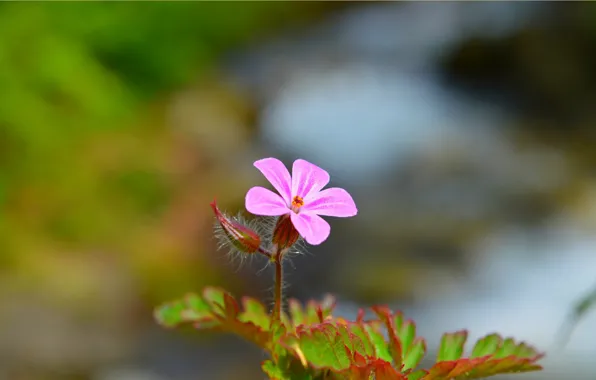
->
(272, 251, 283, 322)
(257, 246, 272, 259)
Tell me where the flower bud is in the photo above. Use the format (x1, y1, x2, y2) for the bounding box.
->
(272, 214, 300, 251)
(210, 200, 261, 254)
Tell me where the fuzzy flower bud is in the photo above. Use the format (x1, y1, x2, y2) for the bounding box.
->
(272, 214, 300, 251)
(210, 200, 261, 254)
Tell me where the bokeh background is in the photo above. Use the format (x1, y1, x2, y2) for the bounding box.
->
(1, 2, 596, 379)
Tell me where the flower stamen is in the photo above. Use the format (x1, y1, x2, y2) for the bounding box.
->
(291, 195, 304, 213)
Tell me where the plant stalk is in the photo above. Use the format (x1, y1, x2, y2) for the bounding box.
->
(257, 246, 272, 259)
(272, 250, 283, 322)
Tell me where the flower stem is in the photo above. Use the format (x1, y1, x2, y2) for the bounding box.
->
(257, 246, 272, 259)
(272, 250, 283, 322)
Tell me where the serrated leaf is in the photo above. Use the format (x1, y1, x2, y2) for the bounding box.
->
(154, 287, 271, 349)
(157, 291, 544, 380)
(271, 319, 289, 357)
(372, 306, 403, 368)
(470, 333, 499, 358)
(437, 331, 467, 361)
(363, 322, 393, 363)
(289, 299, 306, 326)
(423, 335, 544, 379)
(407, 369, 428, 380)
(262, 359, 314, 380)
(238, 297, 270, 330)
(202, 286, 226, 311)
(492, 337, 515, 358)
(399, 320, 416, 354)
(344, 358, 406, 380)
(370, 359, 408, 379)
(337, 324, 368, 360)
(280, 321, 405, 376)
(403, 338, 426, 372)
(288, 294, 337, 328)
(262, 360, 289, 380)
(422, 357, 486, 379)
(371, 306, 427, 371)
(154, 293, 215, 328)
(291, 323, 352, 371)
(347, 323, 376, 358)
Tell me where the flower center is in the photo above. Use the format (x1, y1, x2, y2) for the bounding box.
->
(290, 195, 304, 213)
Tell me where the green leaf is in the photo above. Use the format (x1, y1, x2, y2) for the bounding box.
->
(238, 297, 270, 330)
(470, 333, 499, 358)
(371, 306, 427, 371)
(156, 290, 544, 380)
(398, 318, 415, 354)
(344, 358, 406, 380)
(407, 369, 427, 380)
(288, 294, 337, 329)
(202, 286, 226, 314)
(403, 338, 426, 372)
(154, 287, 271, 349)
(154, 293, 213, 328)
(261, 359, 314, 380)
(270, 319, 290, 360)
(281, 321, 392, 374)
(289, 298, 306, 326)
(262, 360, 288, 380)
(346, 323, 376, 358)
(363, 322, 393, 363)
(423, 334, 544, 379)
(437, 331, 467, 361)
(372, 306, 403, 368)
(295, 323, 352, 371)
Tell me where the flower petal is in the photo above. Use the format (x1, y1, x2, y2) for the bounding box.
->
(303, 187, 357, 217)
(254, 157, 292, 205)
(245, 186, 290, 216)
(291, 159, 330, 199)
(290, 212, 331, 245)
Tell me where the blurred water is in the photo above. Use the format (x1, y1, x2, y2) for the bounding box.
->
(261, 66, 501, 183)
(227, 2, 549, 182)
(410, 219, 596, 376)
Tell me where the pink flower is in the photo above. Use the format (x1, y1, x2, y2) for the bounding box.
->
(245, 158, 357, 245)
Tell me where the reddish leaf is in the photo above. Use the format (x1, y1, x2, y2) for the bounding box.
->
(421, 334, 544, 380)
(155, 287, 271, 350)
(372, 306, 404, 368)
(157, 290, 544, 380)
(344, 358, 406, 380)
(437, 331, 468, 361)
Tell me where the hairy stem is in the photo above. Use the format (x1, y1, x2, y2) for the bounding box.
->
(257, 246, 272, 259)
(272, 251, 283, 322)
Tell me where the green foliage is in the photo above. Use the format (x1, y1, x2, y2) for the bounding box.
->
(155, 287, 272, 349)
(423, 332, 543, 380)
(155, 288, 544, 379)
(154, 168, 545, 378)
(0, 2, 335, 295)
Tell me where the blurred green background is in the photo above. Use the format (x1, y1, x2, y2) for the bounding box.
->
(0, 3, 343, 379)
(1, 2, 596, 380)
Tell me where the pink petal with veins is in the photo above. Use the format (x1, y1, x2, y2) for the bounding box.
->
(253, 158, 292, 205)
(245, 186, 290, 216)
(303, 187, 357, 217)
(291, 159, 330, 199)
(290, 212, 331, 245)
